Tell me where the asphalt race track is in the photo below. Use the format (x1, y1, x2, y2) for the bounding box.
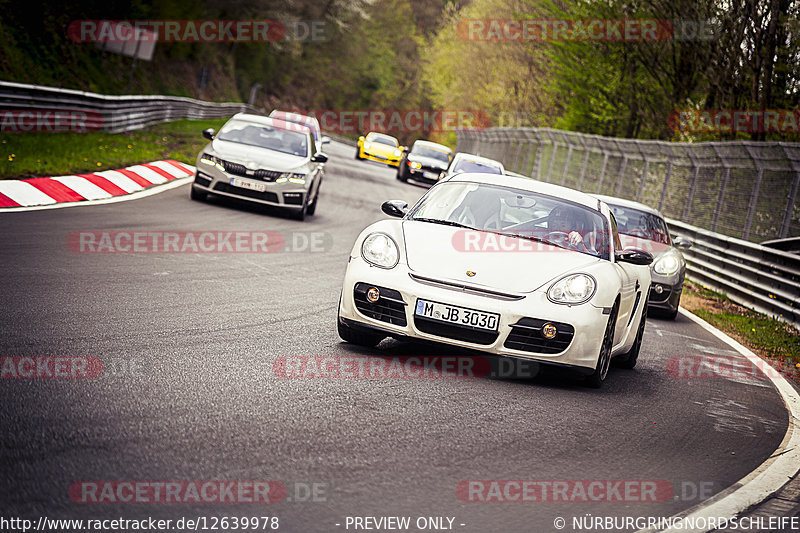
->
(0, 141, 790, 532)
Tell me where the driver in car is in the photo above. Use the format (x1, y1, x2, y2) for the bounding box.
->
(548, 205, 590, 251)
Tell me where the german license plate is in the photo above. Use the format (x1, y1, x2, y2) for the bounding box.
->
(423, 171, 438, 180)
(415, 299, 499, 332)
(230, 177, 266, 192)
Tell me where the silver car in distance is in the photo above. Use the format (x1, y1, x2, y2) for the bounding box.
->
(191, 113, 328, 221)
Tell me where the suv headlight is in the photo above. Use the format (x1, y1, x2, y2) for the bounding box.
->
(653, 251, 681, 275)
(409, 161, 422, 169)
(276, 172, 307, 184)
(199, 153, 225, 171)
(547, 274, 596, 305)
(361, 233, 399, 269)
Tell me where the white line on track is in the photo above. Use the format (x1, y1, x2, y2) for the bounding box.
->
(638, 308, 800, 533)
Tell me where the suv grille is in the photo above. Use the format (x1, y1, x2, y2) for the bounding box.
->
(222, 161, 247, 176)
(219, 161, 283, 182)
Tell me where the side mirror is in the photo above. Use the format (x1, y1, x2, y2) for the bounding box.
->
(401, 146, 409, 153)
(202, 128, 215, 140)
(311, 153, 328, 163)
(673, 236, 693, 249)
(358, 136, 365, 143)
(381, 200, 408, 218)
(616, 249, 654, 266)
(320, 136, 331, 145)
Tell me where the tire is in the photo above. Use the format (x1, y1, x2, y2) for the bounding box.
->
(291, 195, 308, 221)
(616, 296, 648, 369)
(586, 305, 617, 388)
(306, 186, 320, 216)
(337, 317, 384, 347)
(396, 167, 408, 182)
(190, 186, 207, 201)
(355, 147, 363, 160)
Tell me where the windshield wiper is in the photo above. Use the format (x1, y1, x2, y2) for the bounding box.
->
(411, 218, 478, 230)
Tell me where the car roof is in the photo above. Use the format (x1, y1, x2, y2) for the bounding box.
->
(413, 140, 452, 152)
(592, 194, 664, 218)
(366, 132, 398, 141)
(451, 152, 504, 168)
(444, 172, 602, 211)
(230, 113, 311, 134)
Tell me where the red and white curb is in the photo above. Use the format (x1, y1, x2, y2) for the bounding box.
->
(0, 160, 195, 212)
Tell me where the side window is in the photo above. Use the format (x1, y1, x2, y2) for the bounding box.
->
(609, 213, 623, 255)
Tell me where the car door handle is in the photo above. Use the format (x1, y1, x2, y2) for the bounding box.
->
(635, 280, 640, 290)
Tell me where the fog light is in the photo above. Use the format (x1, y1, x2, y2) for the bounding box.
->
(542, 323, 557, 339)
(366, 287, 380, 303)
(283, 192, 304, 205)
(654, 285, 664, 294)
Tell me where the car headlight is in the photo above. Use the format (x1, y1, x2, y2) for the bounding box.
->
(393, 149, 402, 157)
(547, 274, 596, 305)
(409, 161, 422, 169)
(200, 153, 225, 171)
(276, 172, 306, 184)
(653, 251, 681, 275)
(361, 233, 399, 269)
(364, 142, 372, 151)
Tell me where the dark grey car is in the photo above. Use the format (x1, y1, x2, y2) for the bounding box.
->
(594, 195, 692, 319)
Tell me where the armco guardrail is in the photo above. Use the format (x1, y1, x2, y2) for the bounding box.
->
(0, 80, 257, 133)
(456, 128, 800, 243)
(457, 127, 800, 328)
(667, 219, 800, 328)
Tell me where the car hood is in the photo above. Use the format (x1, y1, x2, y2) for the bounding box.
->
(209, 140, 309, 171)
(619, 234, 671, 257)
(408, 155, 449, 170)
(364, 142, 399, 157)
(402, 221, 601, 294)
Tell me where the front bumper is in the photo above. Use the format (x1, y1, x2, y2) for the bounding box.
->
(339, 257, 608, 371)
(404, 165, 445, 184)
(192, 167, 308, 209)
(361, 148, 401, 167)
(648, 272, 684, 312)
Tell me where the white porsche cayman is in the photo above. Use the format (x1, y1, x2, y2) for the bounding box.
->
(337, 173, 653, 387)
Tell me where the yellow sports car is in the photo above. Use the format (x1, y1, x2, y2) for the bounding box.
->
(356, 132, 404, 167)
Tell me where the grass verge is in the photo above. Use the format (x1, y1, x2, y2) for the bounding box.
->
(680, 280, 800, 384)
(0, 118, 229, 180)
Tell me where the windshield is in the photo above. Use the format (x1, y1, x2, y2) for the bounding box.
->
(607, 204, 671, 245)
(451, 159, 502, 174)
(217, 120, 309, 157)
(281, 118, 320, 141)
(367, 133, 398, 147)
(409, 181, 610, 260)
(412, 145, 451, 162)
